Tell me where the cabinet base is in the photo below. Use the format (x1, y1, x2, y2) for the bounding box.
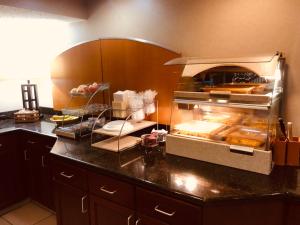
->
(166, 134, 273, 175)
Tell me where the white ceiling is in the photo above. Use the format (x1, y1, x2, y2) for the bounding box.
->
(0, 5, 83, 22)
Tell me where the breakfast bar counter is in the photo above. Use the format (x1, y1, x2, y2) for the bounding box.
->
(1, 118, 300, 204)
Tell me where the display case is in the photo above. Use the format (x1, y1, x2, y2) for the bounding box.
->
(165, 53, 285, 174)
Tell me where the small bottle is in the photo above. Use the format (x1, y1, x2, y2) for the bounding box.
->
(193, 105, 202, 120)
(287, 122, 293, 141)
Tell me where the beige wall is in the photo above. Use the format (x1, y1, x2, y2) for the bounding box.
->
(70, 0, 184, 48)
(69, 0, 300, 134)
(0, 0, 89, 19)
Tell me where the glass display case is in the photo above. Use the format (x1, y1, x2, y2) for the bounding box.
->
(165, 53, 285, 174)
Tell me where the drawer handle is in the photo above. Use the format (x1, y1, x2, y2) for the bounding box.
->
(135, 219, 141, 225)
(154, 205, 176, 217)
(41, 156, 45, 168)
(81, 195, 88, 214)
(0, 144, 2, 148)
(27, 140, 36, 144)
(60, 172, 74, 179)
(100, 186, 117, 195)
(24, 150, 29, 161)
(127, 215, 133, 225)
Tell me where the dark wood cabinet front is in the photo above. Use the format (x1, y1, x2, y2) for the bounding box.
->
(90, 194, 134, 225)
(136, 187, 202, 225)
(203, 199, 285, 225)
(135, 214, 169, 225)
(0, 131, 56, 211)
(25, 137, 43, 203)
(88, 172, 135, 209)
(2, 129, 300, 225)
(55, 182, 89, 225)
(0, 133, 21, 209)
(285, 200, 300, 225)
(22, 132, 56, 210)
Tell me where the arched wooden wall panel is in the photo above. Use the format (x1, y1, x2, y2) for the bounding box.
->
(51, 39, 182, 125)
(100, 39, 182, 124)
(51, 40, 102, 109)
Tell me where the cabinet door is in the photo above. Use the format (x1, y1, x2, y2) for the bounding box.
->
(136, 214, 169, 225)
(41, 138, 56, 210)
(136, 188, 202, 225)
(286, 200, 300, 225)
(55, 182, 89, 225)
(23, 133, 56, 209)
(90, 194, 134, 225)
(203, 199, 284, 225)
(25, 137, 44, 204)
(0, 133, 18, 209)
(14, 131, 28, 202)
(41, 146, 55, 210)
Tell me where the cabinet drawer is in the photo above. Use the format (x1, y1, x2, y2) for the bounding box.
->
(53, 161, 87, 190)
(22, 132, 56, 152)
(90, 194, 134, 225)
(88, 172, 135, 209)
(203, 199, 284, 225)
(136, 188, 202, 225)
(0, 135, 12, 153)
(286, 200, 300, 225)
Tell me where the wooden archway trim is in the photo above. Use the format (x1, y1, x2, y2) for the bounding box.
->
(51, 38, 183, 125)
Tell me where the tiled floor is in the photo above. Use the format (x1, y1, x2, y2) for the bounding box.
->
(0, 202, 56, 225)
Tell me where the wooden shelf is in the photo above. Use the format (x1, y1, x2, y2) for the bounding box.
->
(92, 136, 141, 152)
(93, 120, 156, 137)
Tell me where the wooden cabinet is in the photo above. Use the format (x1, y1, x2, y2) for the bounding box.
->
(88, 172, 135, 225)
(0, 131, 56, 211)
(136, 188, 202, 225)
(0, 132, 23, 210)
(0, 132, 28, 210)
(2, 129, 293, 225)
(285, 200, 300, 225)
(55, 182, 89, 225)
(88, 172, 135, 209)
(90, 194, 134, 225)
(53, 161, 88, 190)
(53, 160, 89, 225)
(52, 159, 203, 225)
(22, 132, 56, 210)
(135, 214, 169, 225)
(203, 199, 284, 225)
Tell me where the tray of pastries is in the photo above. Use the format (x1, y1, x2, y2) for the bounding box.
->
(202, 83, 266, 94)
(225, 126, 267, 148)
(202, 112, 243, 125)
(50, 115, 79, 125)
(174, 120, 228, 139)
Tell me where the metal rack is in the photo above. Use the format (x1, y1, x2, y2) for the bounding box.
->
(91, 101, 158, 152)
(54, 83, 111, 139)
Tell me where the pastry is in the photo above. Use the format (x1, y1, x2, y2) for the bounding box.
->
(226, 137, 263, 147)
(202, 86, 256, 94)
(242, 116, 268, 130)
(226, 127, 266, 148)
(203, 113, 242, 125)
(174, 120, 226, 139)
(213, 125, 240, 141)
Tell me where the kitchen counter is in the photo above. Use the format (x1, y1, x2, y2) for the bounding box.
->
(0, 116, 56, 137)
(1, 118, 300, 204)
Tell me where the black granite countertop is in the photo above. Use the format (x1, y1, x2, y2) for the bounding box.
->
(1, 118, 300, 204)
(0, 116, 56, 137)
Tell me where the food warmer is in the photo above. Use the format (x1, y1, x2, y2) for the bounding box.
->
(165, 53, 285, 174)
